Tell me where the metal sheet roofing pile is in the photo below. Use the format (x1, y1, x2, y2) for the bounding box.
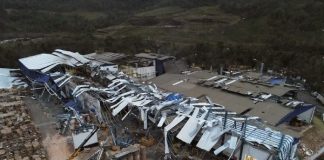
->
(18, 49, 298, 160)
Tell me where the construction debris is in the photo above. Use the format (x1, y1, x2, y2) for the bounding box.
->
(105, 144, 147, 160)
(12, 49, 324, 160)
(0, 89, 47, 160)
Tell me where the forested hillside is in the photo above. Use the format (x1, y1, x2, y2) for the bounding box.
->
(0, 0, 323, 91)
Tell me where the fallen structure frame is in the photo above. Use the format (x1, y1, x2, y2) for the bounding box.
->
(18, 50, 299, 160)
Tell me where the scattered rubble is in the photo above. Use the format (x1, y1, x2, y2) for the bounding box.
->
(298, 116, 324, 159)
(0, 89, 47, 160)
(106, 144, 147, 160)
(13, 49, 322, 160)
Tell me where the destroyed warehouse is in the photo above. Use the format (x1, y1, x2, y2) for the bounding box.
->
(1, 49, 321, 160)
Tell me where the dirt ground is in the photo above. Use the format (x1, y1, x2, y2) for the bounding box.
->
(25, 97, 74, 160)
(0, 90, 47, 159)
(299, 116, 324, 158)
(43, 133, 73, 160)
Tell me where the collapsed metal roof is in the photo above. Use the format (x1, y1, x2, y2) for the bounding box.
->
(18, 49, 90, 73)
(85, 52, 127, 63)
(18, 50, 299, 160)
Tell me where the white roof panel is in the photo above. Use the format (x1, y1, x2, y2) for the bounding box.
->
(55, 49, 90, 64)
(72, 129, 98, 149)
(19, 54, 66, 70)
(52, 52, 81, 66)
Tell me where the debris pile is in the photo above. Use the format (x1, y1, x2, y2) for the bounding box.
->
(17, 50, 301, 160)
(106, 144, 147, 160)
(298, 143, 314, 157)
(0, 89, 47, 160)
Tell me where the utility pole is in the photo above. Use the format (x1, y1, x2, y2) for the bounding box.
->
(260, 62, 264, 76)
(220, 65, 223, 75)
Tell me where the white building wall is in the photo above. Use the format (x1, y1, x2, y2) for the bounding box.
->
(121, 61, 156, 81)
(135, 66, 156, 80)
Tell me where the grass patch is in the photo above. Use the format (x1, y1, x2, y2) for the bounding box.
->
(136, 6, 184, 17)
(97, 5, 240, 45)
(61, 11, 106, 20)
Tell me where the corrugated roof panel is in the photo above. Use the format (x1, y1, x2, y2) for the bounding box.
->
(19, 54, 65, 70)
(55, 49, 90, 64)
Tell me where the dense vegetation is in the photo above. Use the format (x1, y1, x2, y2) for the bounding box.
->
(0, 0, 323, 91)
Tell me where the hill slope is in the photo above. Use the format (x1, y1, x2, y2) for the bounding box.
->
(0, 0, 323, 91)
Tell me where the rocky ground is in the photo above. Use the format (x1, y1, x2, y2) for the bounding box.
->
(298, 116, 324, 159)
(0, 89, 47, 160)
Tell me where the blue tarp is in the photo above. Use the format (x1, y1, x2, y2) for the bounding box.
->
(268, 77, 285, 85)
(276, 104, 315, 126)
(165, 93, 183, 101)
